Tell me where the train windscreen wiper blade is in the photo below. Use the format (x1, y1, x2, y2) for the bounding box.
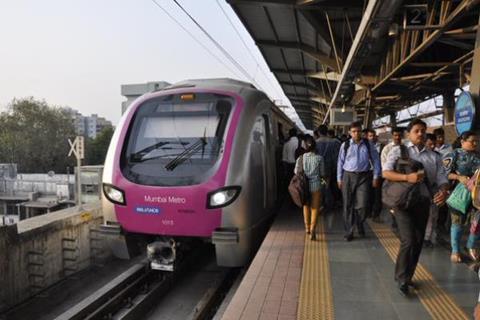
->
(164, 138, 207, 171)
(130, 141, 188, 162)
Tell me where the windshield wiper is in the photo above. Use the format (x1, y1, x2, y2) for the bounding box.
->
(130, 141, 188, 162)
(164, 138, 207, 171)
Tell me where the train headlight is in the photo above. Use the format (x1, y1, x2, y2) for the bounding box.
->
(103, 184, 126, 205)
(207, 186, 241, 209)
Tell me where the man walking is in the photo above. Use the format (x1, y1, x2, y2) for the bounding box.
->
(381, 127, 404, 229)
(316, 125, 336, 212)
(337, 121, 381, 241)
(383, 118, 449, 296)
(366, 129, 383, 222)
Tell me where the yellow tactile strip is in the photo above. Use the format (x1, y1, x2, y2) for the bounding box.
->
(368, 221, 469, 320)
(297, 217, 335, 320)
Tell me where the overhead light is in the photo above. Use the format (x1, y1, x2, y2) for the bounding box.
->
(388, 23, 399, 37)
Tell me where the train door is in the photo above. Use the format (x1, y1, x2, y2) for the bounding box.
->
(262, 114, 275, 209)
(251, 115, 266, 209)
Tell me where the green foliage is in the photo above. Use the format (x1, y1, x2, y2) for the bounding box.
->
(85, 127, 114, 165)
(0, 97, 76, 173)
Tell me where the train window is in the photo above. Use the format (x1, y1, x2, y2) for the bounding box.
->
(121, 93, 234, 186)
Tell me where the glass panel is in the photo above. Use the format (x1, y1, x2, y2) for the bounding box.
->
(121, 93, 234, 186)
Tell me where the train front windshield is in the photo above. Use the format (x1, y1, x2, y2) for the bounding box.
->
(121, 93, 234, 186)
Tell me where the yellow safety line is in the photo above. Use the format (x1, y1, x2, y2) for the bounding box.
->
(368, 221, 469, 320)
(297, 216, 335, 320)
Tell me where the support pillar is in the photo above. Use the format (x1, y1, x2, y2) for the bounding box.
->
(443, 90, 455, 124)
(468, 13, 480, 130)
(389, 112, 397, 128)
(363, 89, 374, 128)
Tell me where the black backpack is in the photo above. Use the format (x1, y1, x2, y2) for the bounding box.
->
(382, 145, 430, 210)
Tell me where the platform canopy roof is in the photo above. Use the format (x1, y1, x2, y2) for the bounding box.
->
(228, 0, 480, 129)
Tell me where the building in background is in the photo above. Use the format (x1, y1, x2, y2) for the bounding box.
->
(64, 108, 113, 139)
(121, 81, 170, 114)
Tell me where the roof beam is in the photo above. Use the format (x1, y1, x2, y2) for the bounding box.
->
(288, 94, 330, 105)
(257, 40, 339, 71)
(372, 0, 480, 92)
(280, 81, 319, 91)
(438, 38, 474, 51)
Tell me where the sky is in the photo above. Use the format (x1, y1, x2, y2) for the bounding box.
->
(0, 0, 303, 128)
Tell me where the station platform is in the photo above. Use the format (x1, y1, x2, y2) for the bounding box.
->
(220, 204, 479, 320)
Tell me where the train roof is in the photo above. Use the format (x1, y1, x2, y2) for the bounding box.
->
(161, 78, 257, 95)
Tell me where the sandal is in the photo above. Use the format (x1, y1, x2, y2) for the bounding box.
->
(450, 253, 462, 263)
(468, 248, 480, 262)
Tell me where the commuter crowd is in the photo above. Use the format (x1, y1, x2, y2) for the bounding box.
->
(283, 119, 480, 307)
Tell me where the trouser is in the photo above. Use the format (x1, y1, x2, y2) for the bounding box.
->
(323, 175, 333, 212)
(437, 204, 449, 233)
(303, 191, 322, 233)
(450, 209, 480, 253)
(424, 204, 438, 241)
(371, 177, 383, 218)
(394, 203, 429, 283)
(342, 171, 371, 235)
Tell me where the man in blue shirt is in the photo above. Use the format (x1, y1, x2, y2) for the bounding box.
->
(337, 121, 381, 241)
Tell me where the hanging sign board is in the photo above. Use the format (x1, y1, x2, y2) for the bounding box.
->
(403, 4, 428, 28)
(454, 91, 476, 135)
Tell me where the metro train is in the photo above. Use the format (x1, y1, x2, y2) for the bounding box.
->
(101, 78, 296, 268)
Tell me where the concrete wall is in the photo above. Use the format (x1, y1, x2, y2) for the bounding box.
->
(0, 202, 110, 311)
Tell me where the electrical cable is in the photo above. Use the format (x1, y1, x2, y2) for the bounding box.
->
(215, 0, 283, 99)
(172, 0, 262, 90)
(150, 0, 242, 79)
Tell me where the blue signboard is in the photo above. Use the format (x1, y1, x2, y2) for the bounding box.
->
(455, 91, 476, 135)
(135, 206, 162, 215)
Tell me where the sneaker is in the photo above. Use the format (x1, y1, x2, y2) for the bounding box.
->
(406, 280, 418, 290)
(397, 282, 409, 297)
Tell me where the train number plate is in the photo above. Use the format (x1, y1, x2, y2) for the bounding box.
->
(151, 261, 174, 272)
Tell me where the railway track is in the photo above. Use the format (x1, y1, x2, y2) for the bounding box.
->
(55, 245, 239, 320)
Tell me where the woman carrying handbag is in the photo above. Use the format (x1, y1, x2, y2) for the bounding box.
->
(444, 131, 480, 263)
(293, 135, 325, 240)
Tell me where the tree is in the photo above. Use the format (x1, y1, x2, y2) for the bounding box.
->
(0, 98, 76, 173)
(85, 126, 114, 165)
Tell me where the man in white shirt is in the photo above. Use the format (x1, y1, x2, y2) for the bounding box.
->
(381, 127, 404, 167)
(282, 128, 299, 193)
(433, 128, 452, 157)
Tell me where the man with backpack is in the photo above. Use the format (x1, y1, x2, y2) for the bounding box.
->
(383, 118, 449, 296)
(337, 121, 381, 241)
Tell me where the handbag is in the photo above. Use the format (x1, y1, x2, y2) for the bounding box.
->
(446, 182, 472, 215)
(382, 145, 428, 210)
(470, 169, 480, 210)
(288, 155, 310, 208)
